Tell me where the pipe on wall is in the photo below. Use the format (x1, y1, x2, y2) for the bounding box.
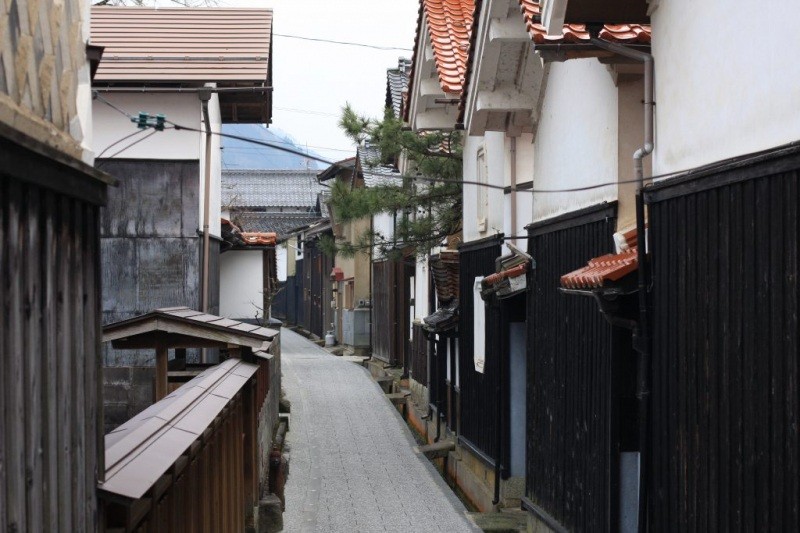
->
(588, 32, 654, 532)
(200, 90, 212, 363)
(509, 136, 517, 247)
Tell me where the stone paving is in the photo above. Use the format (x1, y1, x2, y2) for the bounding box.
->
(280, 328, 479, 533)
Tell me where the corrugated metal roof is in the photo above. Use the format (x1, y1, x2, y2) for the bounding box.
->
(222, 169, 324, 209)
(90, 6, 272, 83)
(101, 358, 258, 501)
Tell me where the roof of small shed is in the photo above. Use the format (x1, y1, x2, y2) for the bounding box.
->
(103, 307, 277, 351)
(100, 358, 258, 501)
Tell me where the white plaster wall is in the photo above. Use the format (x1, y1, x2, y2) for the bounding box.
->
(372, 211, 395, 259)
(77, 3, 93, 164)
(532, 59, 618, 222)
(219, 250, 264, 320)
(414, 258, 430, 320)
(650, 0, 800, 175)
(462, 131, 506, 242)
(277, 246, 288, 282)
(92, 90, 222, 237)
(198, 91, 222, 237)
(503, 135, 535, 252)
(92, 92, 201, 159)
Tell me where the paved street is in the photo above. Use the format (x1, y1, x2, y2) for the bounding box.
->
(280, 328, 478, 532)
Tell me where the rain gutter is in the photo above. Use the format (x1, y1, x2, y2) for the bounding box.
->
(588, 28, 654, 531)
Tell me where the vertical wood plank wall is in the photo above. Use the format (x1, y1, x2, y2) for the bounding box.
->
(458, 237, 503, 461)
(372, 259, 396, 363)
(1, 175, 103, 532)
(410, 323, 428, 386)
(645, 150, 800, 531)
(526, 206, 616, 532)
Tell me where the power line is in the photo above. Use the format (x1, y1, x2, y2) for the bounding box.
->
(272, 33, 412, 52)
(95, 127, 150, 159)
(274, 106, 339, 118)
(95, 94, 798, 195)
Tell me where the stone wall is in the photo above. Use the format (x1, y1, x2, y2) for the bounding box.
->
(258, 332, 282, 497)
(0, 0, 88, 159)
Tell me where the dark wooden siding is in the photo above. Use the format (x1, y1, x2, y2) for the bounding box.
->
(644, 148, 800, 532)
(410, 323, 428, 386)
(372, 260, 394, 362)
(429, 335, 449, 420)
(1, 140, 107, 532)
(371, 259, 412, 366)
(271, 275, 299, 324)
(526, 204, 616, 532)
(301, 238, 333, 338)
(458, 236, 503, 460)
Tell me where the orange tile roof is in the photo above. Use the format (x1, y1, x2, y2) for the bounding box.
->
(417, 0, 475, 95)
(560, 248, 638, 289)
(518, 1, 650, 44)
(241, 232, 277, 246)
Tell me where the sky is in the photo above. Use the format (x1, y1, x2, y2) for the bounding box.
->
(217, 0, 420, 164)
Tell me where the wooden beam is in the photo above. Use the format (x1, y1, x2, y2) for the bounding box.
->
(155, 346, 168, 401)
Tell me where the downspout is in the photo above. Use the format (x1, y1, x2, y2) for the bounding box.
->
(367, 216, 374, 362)
(588, 31, 654, 532)
(510, 137, 517, 246)
(492, 298, 502, 508)
(200, 90, 213, 364)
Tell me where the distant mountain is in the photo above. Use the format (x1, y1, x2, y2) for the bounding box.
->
(221, 124, 326, 170)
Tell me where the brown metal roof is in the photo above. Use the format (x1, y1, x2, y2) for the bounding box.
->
(103, 307, 278, 351)
(91, 6, 273, 123)
(101, 358, 258, 501)
(91, 6, 272, 84)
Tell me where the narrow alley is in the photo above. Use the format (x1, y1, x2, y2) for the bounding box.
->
(280, 328, 478, 533)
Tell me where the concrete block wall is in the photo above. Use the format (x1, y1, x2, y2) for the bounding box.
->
(102, 366, 155, 433)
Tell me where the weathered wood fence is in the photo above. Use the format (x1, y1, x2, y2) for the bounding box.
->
(1, 125, 111, 532)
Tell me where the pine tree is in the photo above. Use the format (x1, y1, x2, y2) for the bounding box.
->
(321, 104, 462, 260)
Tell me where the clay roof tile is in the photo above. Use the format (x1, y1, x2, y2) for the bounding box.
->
(421, 0, 475, 95)
(518, 0, 651, 45)
(560, 248, 638, 289)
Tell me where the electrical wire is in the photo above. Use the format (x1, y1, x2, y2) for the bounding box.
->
(95, 127, 151, 159)
(93, 91, 135, 119)
(97, 129, 161, 166)
(94, 94, 800, 195)
(272, 33, 412, 52)
(274, 106, 339, 118)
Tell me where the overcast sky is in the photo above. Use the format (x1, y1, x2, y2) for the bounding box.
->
(217, 0, 420, 163)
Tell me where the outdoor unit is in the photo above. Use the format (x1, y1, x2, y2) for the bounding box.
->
(342, 308, 370, 347)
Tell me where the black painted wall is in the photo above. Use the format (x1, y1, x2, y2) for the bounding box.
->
(645, 147, 800, 531)
(98, 159, 219, 366)
(458, 236, 503, 461)
(526, 204, 617, 532)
